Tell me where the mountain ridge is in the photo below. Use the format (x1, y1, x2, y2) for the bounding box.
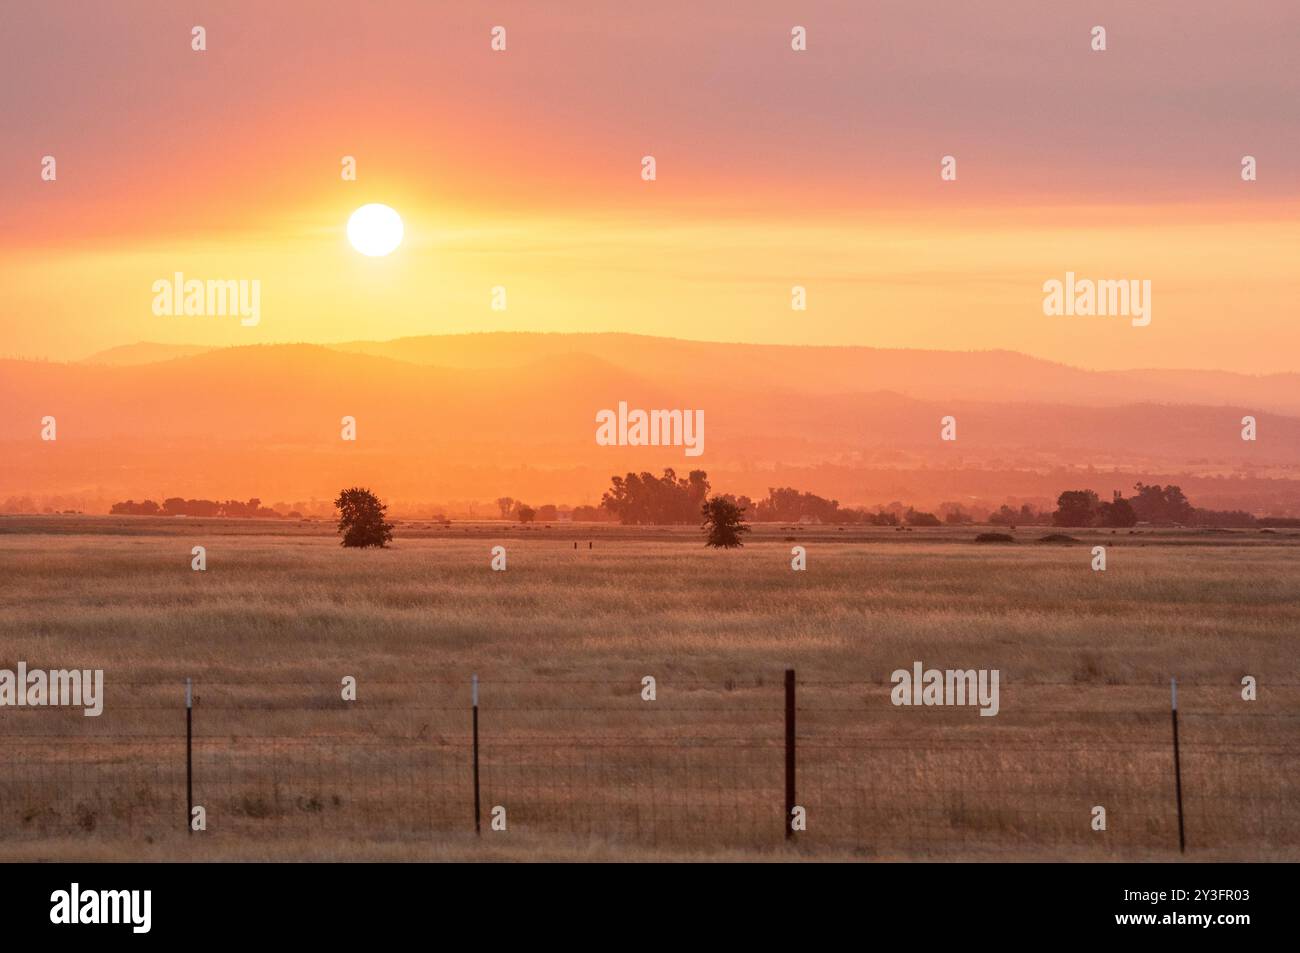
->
(75, 335, 1300, 415)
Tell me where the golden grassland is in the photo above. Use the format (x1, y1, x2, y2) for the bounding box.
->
(0, 515, 1296, 861)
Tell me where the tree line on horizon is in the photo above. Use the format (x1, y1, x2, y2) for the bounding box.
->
(596, 470, 1277, 530)
(110, 497, 292, 519)
(493, 496, 604, 524)
(1047, 482, 1261, 529)
(101, 476, 1294, 531)
(598, 470, 1001, 528)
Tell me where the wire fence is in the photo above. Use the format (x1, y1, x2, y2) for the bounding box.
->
(1, 674, 1296, 856)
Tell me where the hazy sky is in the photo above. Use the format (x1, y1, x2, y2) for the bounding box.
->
(3, 1, 1298, 370)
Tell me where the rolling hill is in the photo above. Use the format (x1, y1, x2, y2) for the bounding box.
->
(0, 334, 1293, 514)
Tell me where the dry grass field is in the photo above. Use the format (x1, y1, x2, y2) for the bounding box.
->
(0, 515, 1296, 861)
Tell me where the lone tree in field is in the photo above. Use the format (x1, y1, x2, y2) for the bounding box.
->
(701, 495, 750, 548)
(334, 487, 394, 548)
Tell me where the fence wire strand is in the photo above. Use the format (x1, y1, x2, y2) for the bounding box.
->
(0, 676, 1294, 856)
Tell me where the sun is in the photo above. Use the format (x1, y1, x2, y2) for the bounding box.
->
(347, 203, 404, 257)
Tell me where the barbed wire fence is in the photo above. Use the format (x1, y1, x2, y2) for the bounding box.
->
(1, 673, 1296, 856)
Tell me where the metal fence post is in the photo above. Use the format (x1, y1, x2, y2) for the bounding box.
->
(185, 677, 193, 835)
(472, 674, 481, 835)
(785, 668, 796, 840)
(1171, 677, 1186, 853)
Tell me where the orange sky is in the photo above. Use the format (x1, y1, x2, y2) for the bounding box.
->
(3, 1, 1299, 371)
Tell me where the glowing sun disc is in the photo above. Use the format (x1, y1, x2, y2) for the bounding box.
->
(347, 203, 404, 257)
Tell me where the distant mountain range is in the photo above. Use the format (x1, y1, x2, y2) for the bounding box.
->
(3, 334, 1298, 514)
(80, 334, 1300, 416)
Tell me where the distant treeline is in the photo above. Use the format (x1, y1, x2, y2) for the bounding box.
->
(599, 470, 981, 527)
(492, 497, 606, 523)
(1049, 483, 1265, 529)
(102, 478, 1298, 529)
(594, 471, 1280, 529)
(110, 497, 293, 519)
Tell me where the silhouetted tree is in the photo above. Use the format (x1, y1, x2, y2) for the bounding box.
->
(517, 505, 536, 524)
(1097, 491, 1138, 527)
(904, 507, 942, 527)
(753, 486, 847, 523)
(702, 495, 750, 548)
(335, 487, 394, 548)
(602, 469, 710, 525)
(1053, 490, 1100, 527)
(1020, 503, 1048, 524)
(989, 504, 1018, 527)
(496, 497, 514, 520)
(1130, 483, 1194, 525)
